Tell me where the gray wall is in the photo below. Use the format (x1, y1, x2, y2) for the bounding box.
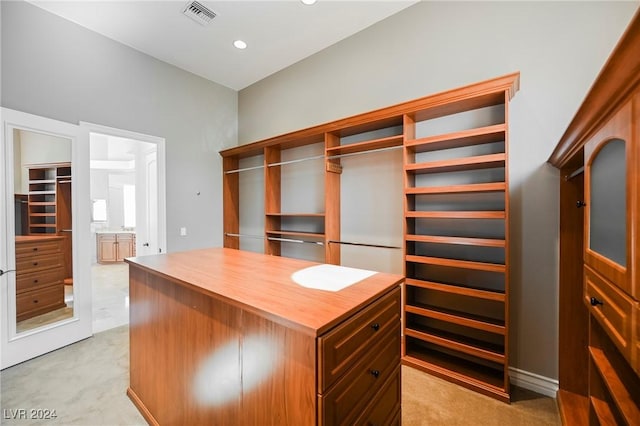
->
(1, 0, 238, 253)
(237, 1, 638, 380)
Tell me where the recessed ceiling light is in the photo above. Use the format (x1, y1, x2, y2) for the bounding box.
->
(301, 0, 317, 5)
(233, 40, 247, 50)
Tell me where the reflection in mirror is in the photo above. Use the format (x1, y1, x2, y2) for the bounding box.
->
(13, 128, 74, 333)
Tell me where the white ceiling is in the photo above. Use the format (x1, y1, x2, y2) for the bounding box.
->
(30, 0, 417, 90)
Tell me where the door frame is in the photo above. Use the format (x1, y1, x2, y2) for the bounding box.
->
(81, 121, 167, 257)
(1, 108, 92, 369)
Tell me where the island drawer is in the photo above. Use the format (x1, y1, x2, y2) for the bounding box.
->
(356, 365, 401, 426)
(318, 286, 401, 392)
(319, 327, 400, 426)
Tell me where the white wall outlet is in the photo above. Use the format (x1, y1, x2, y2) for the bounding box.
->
(180, 227, 187, 236)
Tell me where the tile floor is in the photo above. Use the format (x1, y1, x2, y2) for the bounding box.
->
(91, 262, 129, 333)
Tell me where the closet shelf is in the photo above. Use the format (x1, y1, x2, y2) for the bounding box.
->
(28, 224, 56, 228)
(266, 230, 325, 239)
(406, 211, 505, 219)
(325, 135, 403, 156)
(405, 153, 506, 174)
(27, 202, 56, 206)
(29, 179, 56, 184)
(29, 213, 56, 217)
(406, 234, 505, 247)
(405, 302, 505, 335)
(405, 124, 506, 153)
(403, 347, 508, 400)
(589, 347, 640, 424)
(405, 182, 505, 195)
(406, 255, 505, 273)
(266, 213, 325, 218)
(404, 325, 505, 364)
(405, 278, 505, 302)
(28, 191, 56, 195)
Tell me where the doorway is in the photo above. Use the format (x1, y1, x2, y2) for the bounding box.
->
(83, 123, 166, 333)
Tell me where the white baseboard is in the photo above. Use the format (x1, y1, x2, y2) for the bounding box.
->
(509, 367, 559, 398)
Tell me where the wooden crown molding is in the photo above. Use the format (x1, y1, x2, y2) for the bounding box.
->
(221, 72, 520, 159)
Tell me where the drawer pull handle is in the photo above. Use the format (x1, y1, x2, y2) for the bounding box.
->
(33, 262, 38, 266)
(34, 279, 39, 283)
(370, 369, 380, 378)
(590, 297, 603, 307)
(32, 247, 38, 251)
(371, 323, 380, 331)
(33, 299, 38, 304)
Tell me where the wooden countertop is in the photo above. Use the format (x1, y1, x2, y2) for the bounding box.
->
(126, 248, 403, 336)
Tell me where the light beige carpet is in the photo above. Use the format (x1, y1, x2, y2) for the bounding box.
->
(1, 325, 560, 425)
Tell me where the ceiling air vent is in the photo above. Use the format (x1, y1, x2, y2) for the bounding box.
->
(182, 1, 216, 26)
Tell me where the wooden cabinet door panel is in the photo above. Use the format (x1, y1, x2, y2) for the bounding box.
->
(97, 235, 117, 263)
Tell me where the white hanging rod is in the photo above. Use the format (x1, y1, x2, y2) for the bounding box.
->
(267, 237, 324, 246)
(225, 233, 265, 240)
(267, 154, 325, 168)
(328, 240, 401, 249)
(224, 164, 265, 174)
(326, 145, 403, 160)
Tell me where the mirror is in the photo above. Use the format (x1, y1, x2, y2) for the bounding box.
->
(13, 128, 74, 333)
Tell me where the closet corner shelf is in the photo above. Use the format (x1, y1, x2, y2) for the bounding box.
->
(405, 124, 506, 153)
(589, 347, 640, 424)
(325, 134, 403, 156)
(405, 278, 505, 302)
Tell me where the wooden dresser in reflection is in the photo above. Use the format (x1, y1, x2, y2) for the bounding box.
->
(126, 248, 403, 425)
(15, 235, 66, 321)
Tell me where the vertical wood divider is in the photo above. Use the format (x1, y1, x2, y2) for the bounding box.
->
(223, 156, 239, 249)
(265, 146, 281, 255)
(325, 132, 341, 265)
(502, 92, 511, 394)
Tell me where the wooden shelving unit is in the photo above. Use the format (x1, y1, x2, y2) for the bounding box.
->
(402, 78, 514, 402)
(25, 162, 73, 282)
(220, 73, 519, 402)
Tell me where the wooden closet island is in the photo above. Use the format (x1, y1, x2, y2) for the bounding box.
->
(126, 248, 403, 425)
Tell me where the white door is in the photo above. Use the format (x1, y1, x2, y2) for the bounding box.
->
(143, 150, 159, 256)
(0, 108, 92, 369)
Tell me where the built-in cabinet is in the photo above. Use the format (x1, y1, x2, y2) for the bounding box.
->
(221, 73, 519, 402)
(549, 10, 640, 424)
(97, 232, 136, 263)
(26, 163, 72, 282)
